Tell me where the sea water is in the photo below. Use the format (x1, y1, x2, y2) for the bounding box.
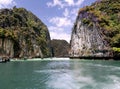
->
(0, 58, 120, 89)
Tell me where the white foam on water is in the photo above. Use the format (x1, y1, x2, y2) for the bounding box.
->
(103, 82, 120, 89)
(85, 63, 120, 71)
(35, 69, 71, 73)
(11, 58, 43, 61)
(75, 73, 98, 88)
(11, 58, 70, 62)
(43, 66, 96, 89)
(50, 57, 70, 60)
(77, 76, 95, 84)
(12, 58, 120, 89)
(46, 72, 82, 89)
(96, 75, 120, 89)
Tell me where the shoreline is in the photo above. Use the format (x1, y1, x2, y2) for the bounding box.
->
(3, 56, 120, 62)
(69, 56, 120, 60)
(11, 57, 70, 61)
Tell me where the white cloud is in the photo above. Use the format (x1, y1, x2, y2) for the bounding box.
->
(47, 0, 64, 8)
(70, 8, 78, 15)
(47, 0, 85, 42)
(63, 8, 69, 17)
(49, 16, 72, 27)
(70, 8, 79, 20)
(48, 16, 72, 42)
(47, 0, 85, 8)
(0, 0, 16, 8)
(65, 0, 74, 6)
(50, 31, 70, 42)
(49, 26, 64, 31)
(75, 0, 84, 6)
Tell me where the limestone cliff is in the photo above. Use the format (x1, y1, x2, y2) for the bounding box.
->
(69, 0, 120, 58)
(0, 7, 51, 58)
(70, 16, 112, 57)
(0, 38, 14, 57)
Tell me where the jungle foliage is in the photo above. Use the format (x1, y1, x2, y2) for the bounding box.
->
(78, 0, 120, 55)
(0, 7, 51, 57)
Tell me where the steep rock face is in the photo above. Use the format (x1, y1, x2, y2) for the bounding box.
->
(0, 38, 14, 57)
(70, 8, 113, 58)
(70, 0, 120, 58)
(0, 7, 51, 58)
(51, 39, 70, 57)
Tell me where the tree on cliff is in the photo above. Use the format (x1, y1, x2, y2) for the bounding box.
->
(0, 7, 51, 58)
(77, 0, 120, 57)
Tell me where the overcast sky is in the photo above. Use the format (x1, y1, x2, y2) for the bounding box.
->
(0, 0, 96, 42)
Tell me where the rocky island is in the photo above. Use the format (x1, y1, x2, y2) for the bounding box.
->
(0, 7, 51, 59)
(70, 0, 120, 59)
(51, 39, 70, 57)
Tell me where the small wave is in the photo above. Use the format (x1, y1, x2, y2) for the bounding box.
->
(103, 75, 120, 89)
(85, 63, 120, 70)
(34, 69, 70, 73)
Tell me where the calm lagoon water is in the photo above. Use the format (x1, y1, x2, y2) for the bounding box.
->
(0, 58, 120, 89)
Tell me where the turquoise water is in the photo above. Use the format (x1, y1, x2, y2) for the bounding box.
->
(0, 58, 120, 89)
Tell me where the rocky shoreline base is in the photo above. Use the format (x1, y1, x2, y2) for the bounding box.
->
(0, 57, 10, 63)
(69, 56, 120, 60)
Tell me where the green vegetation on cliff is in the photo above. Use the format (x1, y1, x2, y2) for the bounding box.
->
(0, 7, 51, 58)
(51, 39, 70, 57)
(78, 0, 120, 57)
